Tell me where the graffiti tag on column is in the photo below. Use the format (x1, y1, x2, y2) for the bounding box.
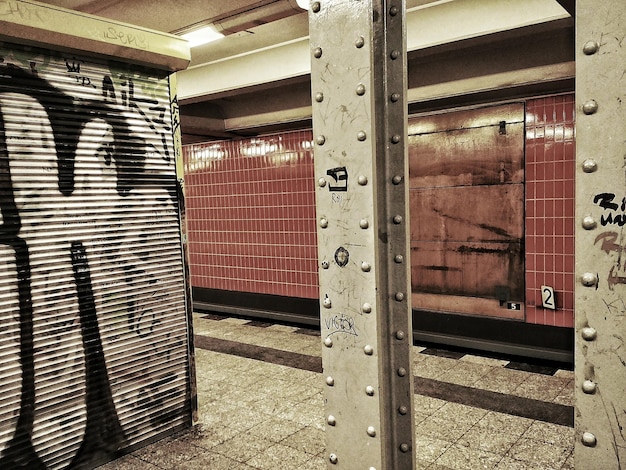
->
(324, 313, 358, 338)
(327, 166, 348, 191)
(593, 193, 626, 226)
(594, 231, 626, 289)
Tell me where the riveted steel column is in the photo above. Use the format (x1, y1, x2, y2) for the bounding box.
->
(575, 1, 626, 468)
(309, 1, 414, 468)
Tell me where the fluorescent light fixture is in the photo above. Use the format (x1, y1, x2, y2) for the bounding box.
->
(180, 25, 224, 48)
(296, 0, 310, 10)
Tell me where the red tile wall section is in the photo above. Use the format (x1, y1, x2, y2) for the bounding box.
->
(524, 94, 575, 327)
(183, 95, 576, 327)
(183, 131, 319, 299)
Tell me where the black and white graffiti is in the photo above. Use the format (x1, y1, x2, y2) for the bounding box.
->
(0, 44, 189, 469)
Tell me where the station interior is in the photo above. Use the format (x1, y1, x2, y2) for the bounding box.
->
(0, 0, 621, 469)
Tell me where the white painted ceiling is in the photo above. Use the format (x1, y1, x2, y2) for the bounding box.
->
(32, 0, 574, 142)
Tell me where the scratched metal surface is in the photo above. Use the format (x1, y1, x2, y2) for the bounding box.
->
(309, 0, 414, 468)
(575, 0, 626, 468)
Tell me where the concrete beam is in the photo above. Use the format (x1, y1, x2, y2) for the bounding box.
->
(177, 0, 570, 100)
(0, 0, 190, 71)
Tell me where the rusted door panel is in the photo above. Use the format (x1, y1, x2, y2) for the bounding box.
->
(410, 241, 524, 299)
(409, 184, 524, 242)
(409, 106, 524, 189)
(408, 102, 524, 136)
(408, 103, 525, 319)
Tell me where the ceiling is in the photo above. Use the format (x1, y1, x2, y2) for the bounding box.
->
(34, 0, 575, 143)
(34, 0, 305, 35)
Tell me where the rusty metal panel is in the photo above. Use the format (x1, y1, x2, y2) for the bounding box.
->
(408, 104, 525, 319)
(575, 0, 626, 468)
(410, 184, 524, 242)
(309, 0, 415, 468)
(411, 241, 524, 299)
(408, 104, 524, 188)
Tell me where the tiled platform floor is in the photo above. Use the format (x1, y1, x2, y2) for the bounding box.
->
(99, 312, 575, 470)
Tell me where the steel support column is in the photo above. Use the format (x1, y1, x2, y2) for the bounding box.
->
(575, 0, 626, 468)
(309, 1, 415, 468)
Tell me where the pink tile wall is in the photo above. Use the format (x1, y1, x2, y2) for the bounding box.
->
(183, 131, 319, 299)
(524, 95, 575, 327)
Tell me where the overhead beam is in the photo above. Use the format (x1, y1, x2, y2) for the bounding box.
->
(408, 62, 574, 104)
(0, 0, 190, 71)
(177, 0, 570, 101)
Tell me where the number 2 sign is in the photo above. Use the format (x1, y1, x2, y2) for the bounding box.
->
(541, 285, 556, 310)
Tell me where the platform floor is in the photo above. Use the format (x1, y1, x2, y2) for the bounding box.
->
(99, 311, 575, 470)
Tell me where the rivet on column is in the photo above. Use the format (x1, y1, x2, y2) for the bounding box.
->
(582, 159, 598, 173)
(581, 272, 598, 287)
(583, 40, 599, 55)
(389, 5, 399, 16)
(355, 36, 365, 48)
(321, 260, 330, 269)
(356, 84, 366, 96)
(361, 261, 371, 272)
(390, 50, 400, 60)
(357, 131, 367, 141)
(365, 385, 375, 396)
(582, 100, 598, 115)
(313, 47, 323, 59)
(399, 443, 409, 453)
(397, 367, 407, 377)
(316, 135, 326, 146)
(367, 426, 376, 437)
(319, 217, 328, 228)
(311, 1, 321, 13)
(582, 380, 597, 394)
(582, 216, 597, 230)
(326, 376, 335, 386)
(329, 453, 338, 464)
(358, 175, 368, 186)
(323, 295, 332, 308)
(582, 432, 597, 447)
(395, 292, 405, 301)
(392, 175, 403, 185)
(390, 93, 400, 102)
(582, 326, 597, 341)
(360, 219, 370, 229)
(327, 415, 336, 426)
(398, 405, 408, 415)
(364, 344, 374, 355)
(396, 330, 405, 340)
(324, 337, 333, 348)
(315, 92, 324, 102)
(393, 215, 403, 224)
(394, 254, 403, 263)
(362, 302, 372, 313)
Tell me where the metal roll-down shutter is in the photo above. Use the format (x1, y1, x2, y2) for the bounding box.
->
(0, 40, 192, 469)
